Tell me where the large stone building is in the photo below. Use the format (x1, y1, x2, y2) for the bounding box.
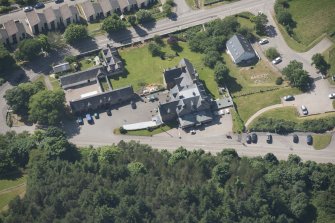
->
(158, 59, 214, 129)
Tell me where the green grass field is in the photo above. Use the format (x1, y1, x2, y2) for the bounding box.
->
(0, 175, 27, 211)
(114, 41, 220, 98)
(324, 45, 335, 77)
(313, 134, 332, 150)
(114, 121, 178, 136)
(277, 0, 335, 51)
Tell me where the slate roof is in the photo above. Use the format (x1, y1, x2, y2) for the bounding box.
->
(117, 0, 130, 9)
(43, 7, 57, 23)
(3, 20, 18, 36)
(159, 59, 213, 128)
(128, 0, 137, 5)
(226, 34, 256, 62)
(110, 0, 120, 9)
(26, 11, 40, 26)
(98, 0, 113, 14)
(59, 4, 72, 19)
(69, 85, 134, 112)
(92, 2, 103, 14)
(136, 0, 146, 5)
(80, 1, 96, 17)
(69, 5, 79, 17)
(101, 44, 123, 72)
(60, 66, 106, 89)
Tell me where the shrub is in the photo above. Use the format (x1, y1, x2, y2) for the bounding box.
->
(203, 50, 221, 68)
(64, 55, 77, 64)
(136, 10, 153, 24)
(153, 35, 164, 45)
(102, 15, 126, 33)
(148, 42, 163, 57)
(265, 47, 280, 60)
(64, 24, 88, 44)
(275, 77, 283, 85)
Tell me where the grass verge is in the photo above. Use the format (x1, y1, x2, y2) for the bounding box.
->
(0, 174, 27, 211)
(313, 134, 332, 150)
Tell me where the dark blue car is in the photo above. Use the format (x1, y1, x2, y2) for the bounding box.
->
(86, 114, 93, 124)
(34, 2, 45, 9)
(54, 0, 64, 4)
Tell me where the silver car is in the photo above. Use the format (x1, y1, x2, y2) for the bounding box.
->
(301, 105, 308, 115)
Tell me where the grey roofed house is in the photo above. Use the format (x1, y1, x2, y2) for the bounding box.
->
(43, 7, 57, 23)
(59, 4, 72, 20)
(98, 0, 113, 15)
(0, 28, 8, 44)
(26, 10, 40, 26)
(117, 0, 130, 10)
(110, 0, 120, 10)
(158, 58, 213, 128)
(69, 5, 79, 20)
(79, 1, 96, 21)
(226, 34, 257, 64)
(4, 20, 18, 37)
(92, 2, 103, 16)
(69, 85, 134, 113)
(60, 66, 106, 89)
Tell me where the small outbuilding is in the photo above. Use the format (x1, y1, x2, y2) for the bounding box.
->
(226, 34, 257, 64)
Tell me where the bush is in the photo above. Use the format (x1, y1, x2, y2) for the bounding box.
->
(102, 15, 126, 33)
(64, 24, 88, 44)
(127, 15, 137, 26)
(136, 10, 153, 24)
(15, 39, 42, 61)
(265, 47, 280, 60)
(203, 50, 221, 68)
(64, 55, 77, 64)
(153, 35, 164, 45)
(275, 77, 283, 85)
(119, 127, 127, 134)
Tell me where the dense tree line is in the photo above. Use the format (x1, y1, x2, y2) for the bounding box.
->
(0, 134, 334, 223)
(274, 0, 295, 35)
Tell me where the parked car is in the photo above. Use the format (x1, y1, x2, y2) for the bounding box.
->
(94, 112, 99, 119)
(246, 135, 252, 144)
(301, 105, 308, 115)
(293, 134, 299, 143)
(259, 38, 269, 45)
(251, 133, 258, 143)
(190, 130, 196, 135)
(328, 93, 335, 99)
(148, 94, 157, 102)
(272, 57, 282, 64)
(54, 0, 64, 3)
(77, 117, 83, 125)
(86, 114, 93, 124)
(34, 2, 45, 9)
(106, 109, 112, 116)
(266, 133, 272, 144)
(307, 135, 313, 145)
(283, 95, 295, 101)
(23, 6, 34, 12)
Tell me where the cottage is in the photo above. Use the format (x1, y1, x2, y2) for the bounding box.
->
(226, 34, 257, 64)
(43, 7, 59, 31)
(79, 1, 103, 22)
(25, 11, 42, 35)
(98, 0, 114, 17)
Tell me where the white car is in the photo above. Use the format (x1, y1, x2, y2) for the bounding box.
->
(272, 57, 282, 64)
(329, 93, 335, 99)
(259, 38, 269, 45)
(301, 105, 308, 115)
(23, 6, 34, 12)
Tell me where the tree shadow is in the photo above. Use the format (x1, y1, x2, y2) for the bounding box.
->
(70, 37, 99, 53)
(224, 74, 243, 94)
(0, 170, 23, 180)
(238, 58, 259, 67)
(170, 42, 183, 53)
(141, 20, 156, 31)
(133, 25, 148, 37)
(107, 28, 133, 45)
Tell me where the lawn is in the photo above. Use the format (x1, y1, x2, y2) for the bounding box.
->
(324, 45, 335, 78)
(0, 175, 26, 191)
(48, 75, 61, 90)
(313, 134, 332, 150)
(0, 174, 27, 211)
(114, 40, 220, 98)
(276, 0, 335, 52)
(87, 22, 105, 37)
(78, 57, 96, 71)
(234, 87, 301, 122)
